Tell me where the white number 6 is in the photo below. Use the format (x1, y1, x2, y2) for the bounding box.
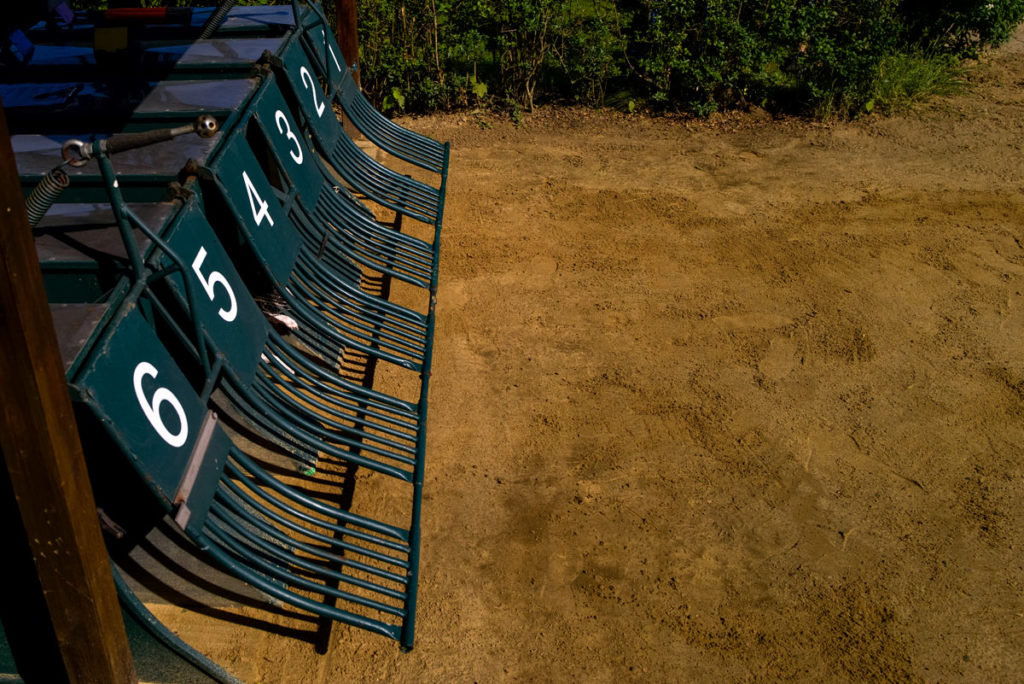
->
(300, 66, 326, 118)
(275, 109, 304, 165)
(133, 362, 189, 448)
(192, 247, 237, 322)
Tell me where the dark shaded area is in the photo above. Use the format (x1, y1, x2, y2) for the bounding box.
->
(0, 448, 68, 684)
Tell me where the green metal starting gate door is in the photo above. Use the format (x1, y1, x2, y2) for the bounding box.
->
(3, 1, 449, 676)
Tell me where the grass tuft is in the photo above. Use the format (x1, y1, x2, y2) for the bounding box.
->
(869, 52, 965, 114)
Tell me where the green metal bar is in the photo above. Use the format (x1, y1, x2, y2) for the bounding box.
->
(400, 141, 447, 651)
(264, 334, 419, 418)
(226, 450, 410, 543)
(206, 509, 407, 603)
(250, 371, 418, 451)
(198, 522, 403, 640)
(110, 565, 243, 684)
(196, 523, 402, 640)
(210, 483, 408, 568)
(95, 154, 145, 280)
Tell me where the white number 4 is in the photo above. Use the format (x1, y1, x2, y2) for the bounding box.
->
(242, 170, 274, 228)
(192, 247, 237, 322)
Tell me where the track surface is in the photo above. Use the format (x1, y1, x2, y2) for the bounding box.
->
(152, 29, 1024, 683)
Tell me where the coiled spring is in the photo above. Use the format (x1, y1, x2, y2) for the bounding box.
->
(198, 0, 237, 39)
(25, 167, 70, 228)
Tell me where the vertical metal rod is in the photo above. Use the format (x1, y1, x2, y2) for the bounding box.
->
(94, 155, 211, 376)
(96, 153, 145, 280)
(400, 144, 447, 651)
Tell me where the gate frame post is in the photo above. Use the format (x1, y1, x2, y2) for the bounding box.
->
(335, 0, 360, 86)
(0, 98, 137, 684)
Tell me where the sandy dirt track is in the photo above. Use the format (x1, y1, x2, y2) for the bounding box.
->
(152, 30, 1024, 683)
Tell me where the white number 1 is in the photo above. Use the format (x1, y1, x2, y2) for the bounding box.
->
(316, 29, 343, 73)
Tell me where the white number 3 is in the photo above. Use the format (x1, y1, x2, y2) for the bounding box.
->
(275, 110, 304, 165)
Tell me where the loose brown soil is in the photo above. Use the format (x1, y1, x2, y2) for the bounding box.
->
(152, 30, 1024, 683)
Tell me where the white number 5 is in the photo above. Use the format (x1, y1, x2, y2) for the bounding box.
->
(192, 247, 237, 322)
(133, 362, 189, 448)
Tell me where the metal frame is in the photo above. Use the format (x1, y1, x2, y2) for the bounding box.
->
(63, 148, 426, 647)
(13, 0, 442, 651)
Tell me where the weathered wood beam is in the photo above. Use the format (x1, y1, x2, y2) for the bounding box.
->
(0, 98, 137, 684)
(336, 0, 360, 86)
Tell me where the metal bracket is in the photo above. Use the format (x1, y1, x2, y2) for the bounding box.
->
(173, 410, 218, 529)
(165, 181, 195, 202)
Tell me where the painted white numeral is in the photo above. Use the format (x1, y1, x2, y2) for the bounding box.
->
(242, 171, 274, 227)
(133, 362, 189, 448)
(300, 66, 326, 118)
(192, 247, 237, 322)
(275, 109, 304, 165)
(316, 29, 342, 73)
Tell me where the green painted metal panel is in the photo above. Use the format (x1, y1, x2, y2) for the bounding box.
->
(74, 304, 228, 534)
(249, 81, 324, 204)
(0, 621, 22, 683)
(161, 199, 267, 386)
(209, 134, 301, 284)
(277, 39, 341, 149)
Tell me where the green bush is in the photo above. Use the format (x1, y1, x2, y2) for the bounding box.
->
(899, 0, 1024, 57)
(59, 0, 1024, 116)
(788, 0, 903, 115)
(352, 0, 1024, 116)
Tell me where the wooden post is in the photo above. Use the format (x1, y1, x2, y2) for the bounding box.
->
(336, 0, 360, 86)
(0, 99, 137, 683)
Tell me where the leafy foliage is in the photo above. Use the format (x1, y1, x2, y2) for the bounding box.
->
(900, 0, 1024, 57)
(354, 0, 1024, 116)
(64, 0, 1024, 116)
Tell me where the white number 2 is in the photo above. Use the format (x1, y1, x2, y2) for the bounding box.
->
(242, 171, 274, 228)
(133, 362, 189, 448)
(300, 66, 326, 118)
(275, 109, 303, 165)
(192, 247, 237, 322)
